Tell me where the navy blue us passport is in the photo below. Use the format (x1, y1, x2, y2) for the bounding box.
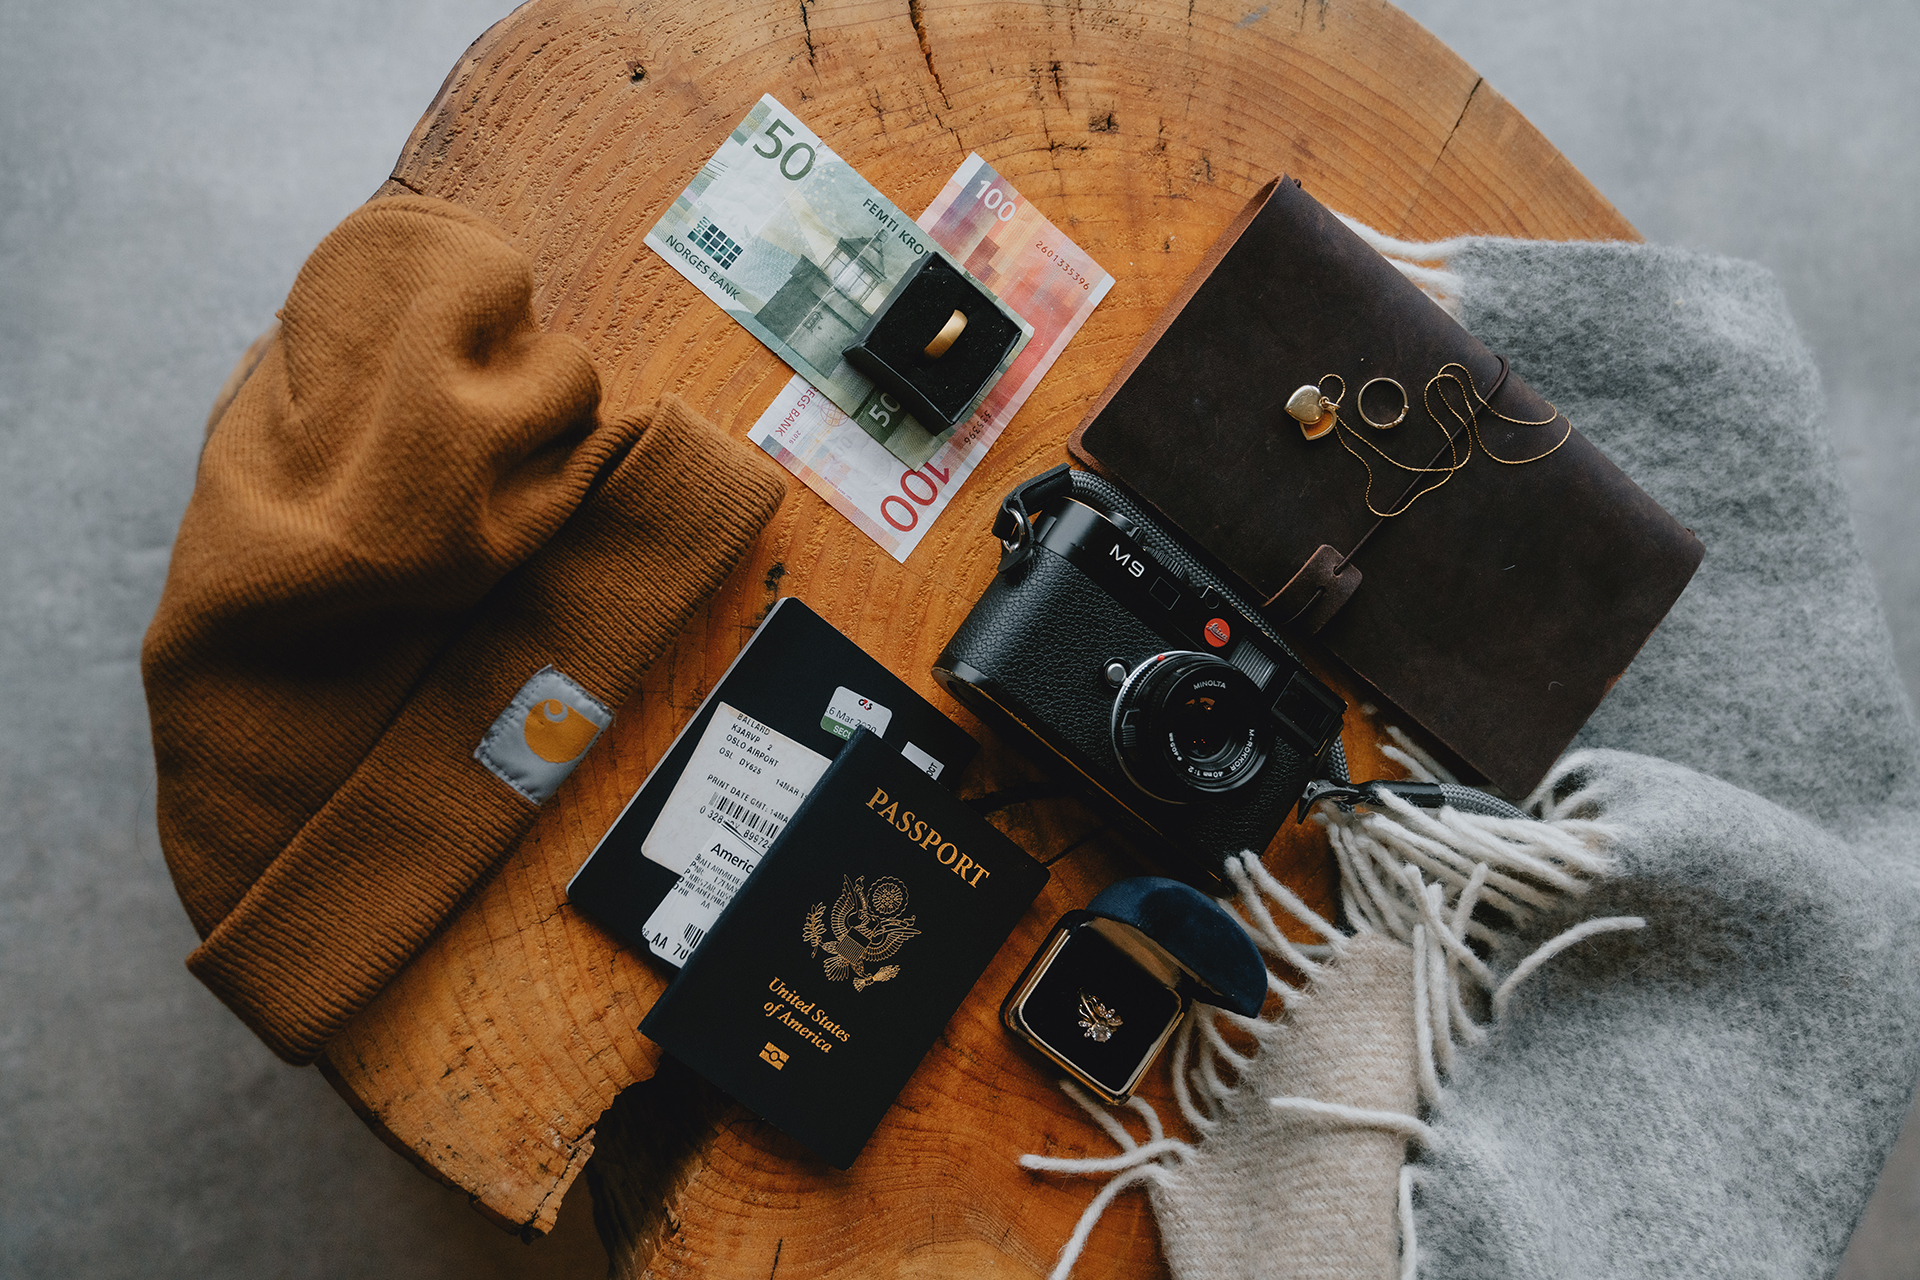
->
(640, 728, 1048, 1169)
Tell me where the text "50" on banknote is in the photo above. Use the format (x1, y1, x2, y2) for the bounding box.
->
(753, 117, 817, 180)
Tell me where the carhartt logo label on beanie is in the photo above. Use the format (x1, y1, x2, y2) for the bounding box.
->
(477, 666, 612, 802)
(525, 699, 600, 762)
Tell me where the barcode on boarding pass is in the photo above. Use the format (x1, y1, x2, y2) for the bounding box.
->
(683, 921, 706, 951)
(705, 791, 782, 843)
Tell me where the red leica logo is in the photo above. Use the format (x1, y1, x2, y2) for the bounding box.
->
(1204, 618, 1231, 648)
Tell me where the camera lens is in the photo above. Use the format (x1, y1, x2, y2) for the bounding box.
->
(1111, 652, 1271, 802)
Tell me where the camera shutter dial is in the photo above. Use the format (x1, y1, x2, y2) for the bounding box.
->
(1111, 652, 1273, 802)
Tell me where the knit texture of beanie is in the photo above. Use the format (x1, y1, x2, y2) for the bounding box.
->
(143, 196, 788, 1064)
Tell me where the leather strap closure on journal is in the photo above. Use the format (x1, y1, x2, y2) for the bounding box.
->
(1267, 544, 1361, 633)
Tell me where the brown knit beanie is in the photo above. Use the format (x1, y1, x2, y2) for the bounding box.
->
(143, 196, 787, 1064)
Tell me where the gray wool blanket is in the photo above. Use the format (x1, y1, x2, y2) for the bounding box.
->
(1022, 237, 1920, 1280)
(1417, 238, 1920, 1279)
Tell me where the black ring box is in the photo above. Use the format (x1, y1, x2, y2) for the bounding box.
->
(841, 249, 1026, 430)
(1002, 877, 1266, 1103)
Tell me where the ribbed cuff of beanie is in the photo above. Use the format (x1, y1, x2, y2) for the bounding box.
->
(186, 396, 787, 1063)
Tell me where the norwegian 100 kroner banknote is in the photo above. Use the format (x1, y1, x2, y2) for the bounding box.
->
(752, 153, 1114, 563)
(646, 95, 1027, 467)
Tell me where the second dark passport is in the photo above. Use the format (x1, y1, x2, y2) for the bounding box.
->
(641, 729, 1048, 1169)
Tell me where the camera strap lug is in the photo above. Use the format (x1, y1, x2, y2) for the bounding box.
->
(993, 463, 1075, 575)
(1298, 777, 1530, 822)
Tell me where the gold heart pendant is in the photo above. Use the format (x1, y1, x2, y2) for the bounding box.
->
(1286, 385, 1338, 440)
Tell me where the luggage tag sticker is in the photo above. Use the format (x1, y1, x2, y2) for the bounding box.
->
(644, 824, 767, 965)
(900, 741, 945, 780)
(822, 685, 892, 740)
(825, 684, 950, 780)
(641, 702, 831, 876)
(642, 703, 832, 965)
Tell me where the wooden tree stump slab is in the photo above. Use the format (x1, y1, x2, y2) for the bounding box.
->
(312, 0, 1637, 1264)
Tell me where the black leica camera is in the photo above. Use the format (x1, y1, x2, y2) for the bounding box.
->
(934, 466, 1346, 885)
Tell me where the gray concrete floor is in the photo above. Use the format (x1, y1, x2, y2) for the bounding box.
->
(1, 0, 1913, 1276)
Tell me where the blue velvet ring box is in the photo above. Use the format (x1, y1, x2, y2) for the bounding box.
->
(841, 249, 1028, 430)
(1001, 877, 1266, 1103)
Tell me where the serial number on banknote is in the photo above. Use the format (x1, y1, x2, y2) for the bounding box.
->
(1034, 242, 1094, 290)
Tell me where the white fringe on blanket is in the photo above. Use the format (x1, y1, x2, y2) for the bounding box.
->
(1019, 748, 1646, 1280)
(1332, 215, 1468, 319)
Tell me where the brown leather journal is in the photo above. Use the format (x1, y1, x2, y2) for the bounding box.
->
(1069, 177, 1703, 797)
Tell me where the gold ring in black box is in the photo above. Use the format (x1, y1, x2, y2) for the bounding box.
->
(1003, 877, 1266, 1104)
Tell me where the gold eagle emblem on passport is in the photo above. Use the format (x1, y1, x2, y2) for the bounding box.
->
(803, 875, 919, 991)
(1078, 990, 1123, 1042)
